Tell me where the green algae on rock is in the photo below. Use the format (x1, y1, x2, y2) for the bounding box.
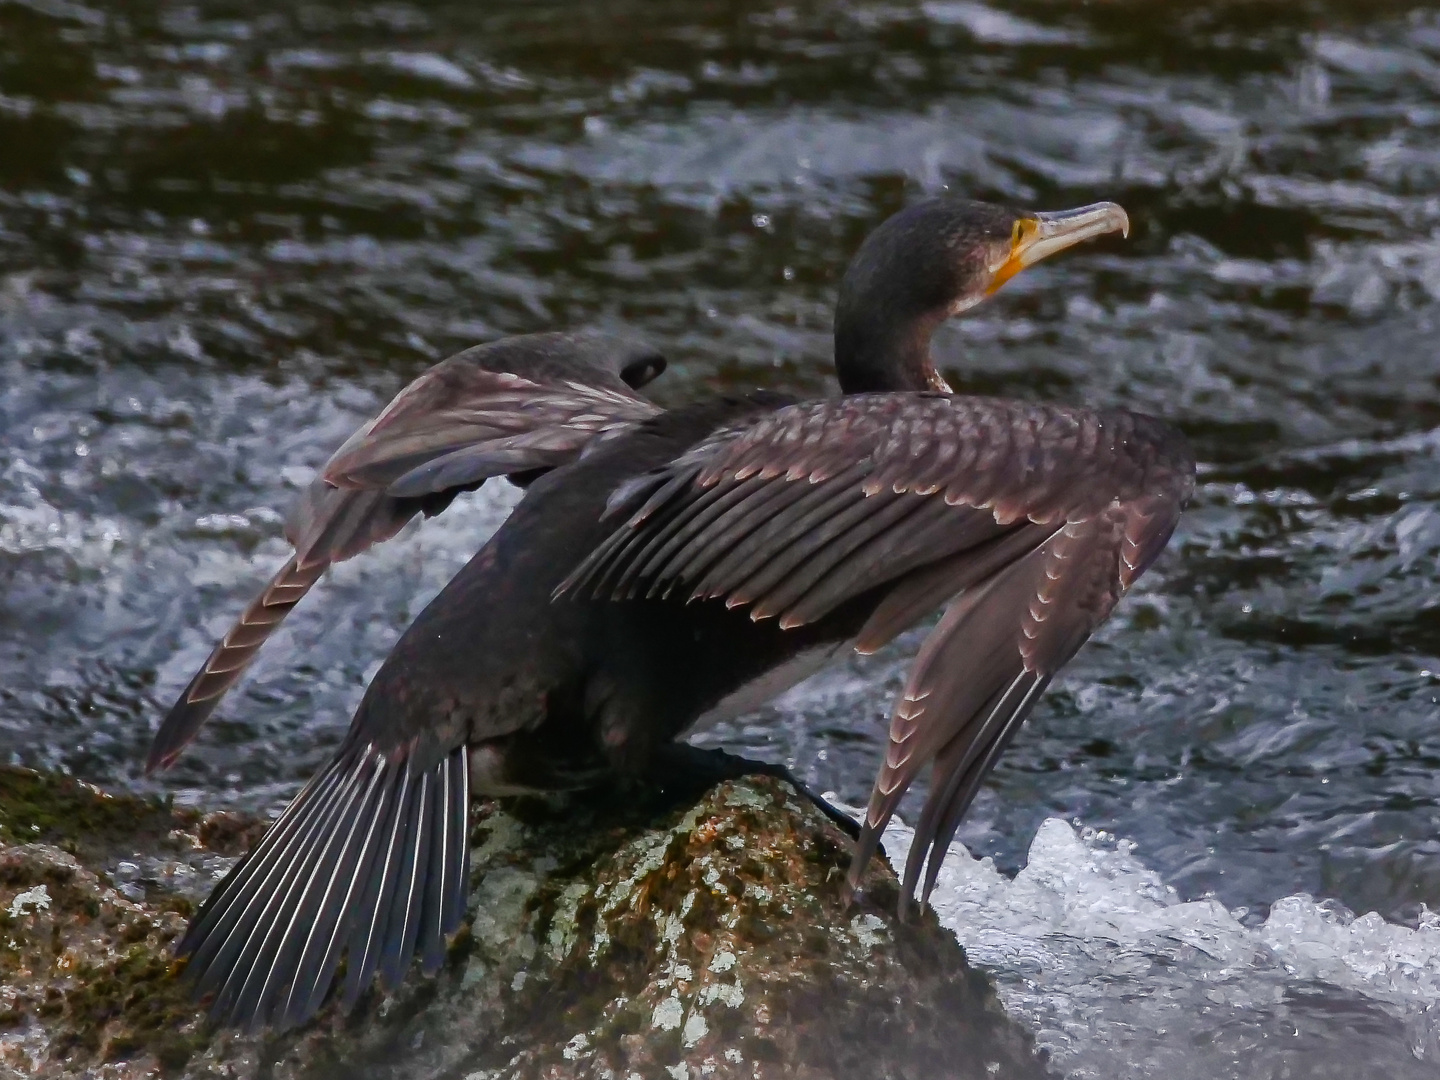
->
(0, 767, 1049, 1080)
(0, 765, 192, 861)
(0, 817, 216, 1075)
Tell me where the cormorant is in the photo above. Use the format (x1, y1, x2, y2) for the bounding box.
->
(148, 198, 1194, 1032)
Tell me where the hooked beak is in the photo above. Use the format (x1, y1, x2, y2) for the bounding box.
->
(987, 202, 1130, 294)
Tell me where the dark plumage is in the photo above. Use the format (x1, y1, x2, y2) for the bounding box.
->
(150, 197, 1194, 1032)
(147, 330, 666, 772)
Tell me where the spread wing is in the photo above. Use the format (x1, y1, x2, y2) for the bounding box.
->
(558, 393, 1193, 913)
(316, 339, 664, 500)
(148, 331, 665, 772)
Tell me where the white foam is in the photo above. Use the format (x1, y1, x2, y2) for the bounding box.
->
(860, 811, 1440, 1076)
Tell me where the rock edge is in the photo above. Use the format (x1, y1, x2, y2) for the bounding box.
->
(0, 765, 1049, 1080)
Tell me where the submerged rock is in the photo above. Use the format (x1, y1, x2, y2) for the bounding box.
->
(0, 764, 1049, 1079)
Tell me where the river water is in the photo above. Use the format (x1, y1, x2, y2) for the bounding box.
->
(3, 0, 1440, 1074)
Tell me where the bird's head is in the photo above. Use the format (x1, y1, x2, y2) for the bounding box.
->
(834, 198, 1130, 393)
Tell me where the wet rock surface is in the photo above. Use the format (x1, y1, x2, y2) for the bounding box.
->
(0, 765, 1047, 1080)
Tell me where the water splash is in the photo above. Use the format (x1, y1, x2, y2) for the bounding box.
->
(873, 811, 1440, 1078)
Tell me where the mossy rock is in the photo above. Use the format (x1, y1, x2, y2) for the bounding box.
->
(0, 842, 210, 1076)
(0, 764, 194, 860)
(0, 767, 1050, 1080)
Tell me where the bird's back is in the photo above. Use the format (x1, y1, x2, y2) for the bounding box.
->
(348, 391, 824, 782)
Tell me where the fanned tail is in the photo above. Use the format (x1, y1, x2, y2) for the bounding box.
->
(178, 743, 470, 1032)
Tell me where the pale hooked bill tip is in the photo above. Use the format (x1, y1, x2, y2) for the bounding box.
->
(1034, 201, 1130, 241)
(1019, 202, 1131, 269)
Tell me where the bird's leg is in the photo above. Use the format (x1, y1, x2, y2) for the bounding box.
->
(646, 743, 861, 841)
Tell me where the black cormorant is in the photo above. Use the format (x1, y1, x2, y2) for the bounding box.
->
(149, 198, 1194, 1032)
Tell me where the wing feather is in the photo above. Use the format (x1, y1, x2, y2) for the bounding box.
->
(617, 476, 771, 598)
(150, 330, 665, 772)
(768, 496, 995, 627)
(659, 478, 825, 598)
(557, 394, 1193, 914)
(854, 524, 1056, 653)
(691, 478, 878, 603)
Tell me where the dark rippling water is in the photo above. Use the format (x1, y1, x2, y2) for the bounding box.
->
(5, 0, 1440, 1074)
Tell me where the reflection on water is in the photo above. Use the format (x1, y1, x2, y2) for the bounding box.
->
(5, 0, 1440, 1073)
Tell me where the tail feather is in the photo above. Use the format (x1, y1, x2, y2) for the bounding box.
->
(439, 749, 470, 967)
(219, 760, 373, 1029)
(279, 760, 394, 1030)
(340, 765, 411, 1011)
(419, 771, 446, 975)
(178, 745, 471, 1031)
(187, 758, 350, 986)
(421, 754, 457, 974)
(379, 770, 434, 991)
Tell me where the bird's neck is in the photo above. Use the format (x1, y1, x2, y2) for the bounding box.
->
(833, 307, 953, 395)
